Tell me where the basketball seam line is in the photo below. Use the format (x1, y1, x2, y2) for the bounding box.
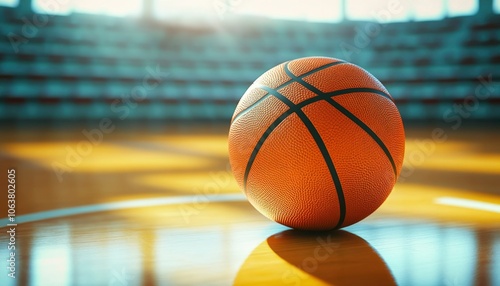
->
(324, 98, 398, 176)
(282, 63, 346, 229)
(240, 85, 388, 187)
(257, 85, 347, 229)
(232, 60, 346, 123)
(241, 88, 389, 190)
(242, 91, 391, 230)
(283, 63, 398, 177)
(243, 111, 293, 190)
(241, 60, 394, 229)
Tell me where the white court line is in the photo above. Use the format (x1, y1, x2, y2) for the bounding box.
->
(435, 197, 500, 213)
(0, 193, 247, 226)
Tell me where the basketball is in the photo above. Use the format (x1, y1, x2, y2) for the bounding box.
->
(228, 56, 405, 231)
(4, 1, 498, 283)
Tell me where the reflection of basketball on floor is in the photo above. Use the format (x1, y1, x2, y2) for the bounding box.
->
(234, 230, 396, 286)
(229, 57, 405, 230)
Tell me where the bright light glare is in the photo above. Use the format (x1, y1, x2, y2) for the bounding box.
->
(448, 0, 478, 16)
(346, 0, 397, 20)
(237, 0, 342, 22)
(32, 0, 71, 15)
(73, 0, 142, 16)
(413, 0, 446, 20)
(336, 0, 412, 22)
(31, 0, 485, 21)
(154, 0, 214, 20)
(303, 0, 343, 22)
(31, 224, 71, 286)
(436, 197, 500, 213)
(32, 0, 141, 16)
(495, 0, 500, 13)
(0, 0, 17, 7)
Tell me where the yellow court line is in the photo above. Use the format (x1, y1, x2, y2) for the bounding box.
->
(0, 194, 247, 226)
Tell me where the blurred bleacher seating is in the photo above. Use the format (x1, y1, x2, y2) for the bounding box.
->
(0, 5, 499, 121)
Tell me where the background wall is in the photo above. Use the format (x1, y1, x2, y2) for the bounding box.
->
(0, 0, 499, 121)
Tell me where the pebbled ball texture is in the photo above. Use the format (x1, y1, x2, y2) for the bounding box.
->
(228, 56, 405, 231)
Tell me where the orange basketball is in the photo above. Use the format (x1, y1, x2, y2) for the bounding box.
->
(228, 56, 405, 231)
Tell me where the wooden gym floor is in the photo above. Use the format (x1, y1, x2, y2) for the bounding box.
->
(0, 122, 499, 286)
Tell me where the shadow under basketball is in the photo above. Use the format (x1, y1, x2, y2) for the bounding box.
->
(234, 230, 396, 286)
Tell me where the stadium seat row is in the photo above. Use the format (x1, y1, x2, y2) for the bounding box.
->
(1, 6, 499, 121)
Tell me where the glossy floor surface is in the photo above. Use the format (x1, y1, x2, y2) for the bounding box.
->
(0, 122, 499, 286)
